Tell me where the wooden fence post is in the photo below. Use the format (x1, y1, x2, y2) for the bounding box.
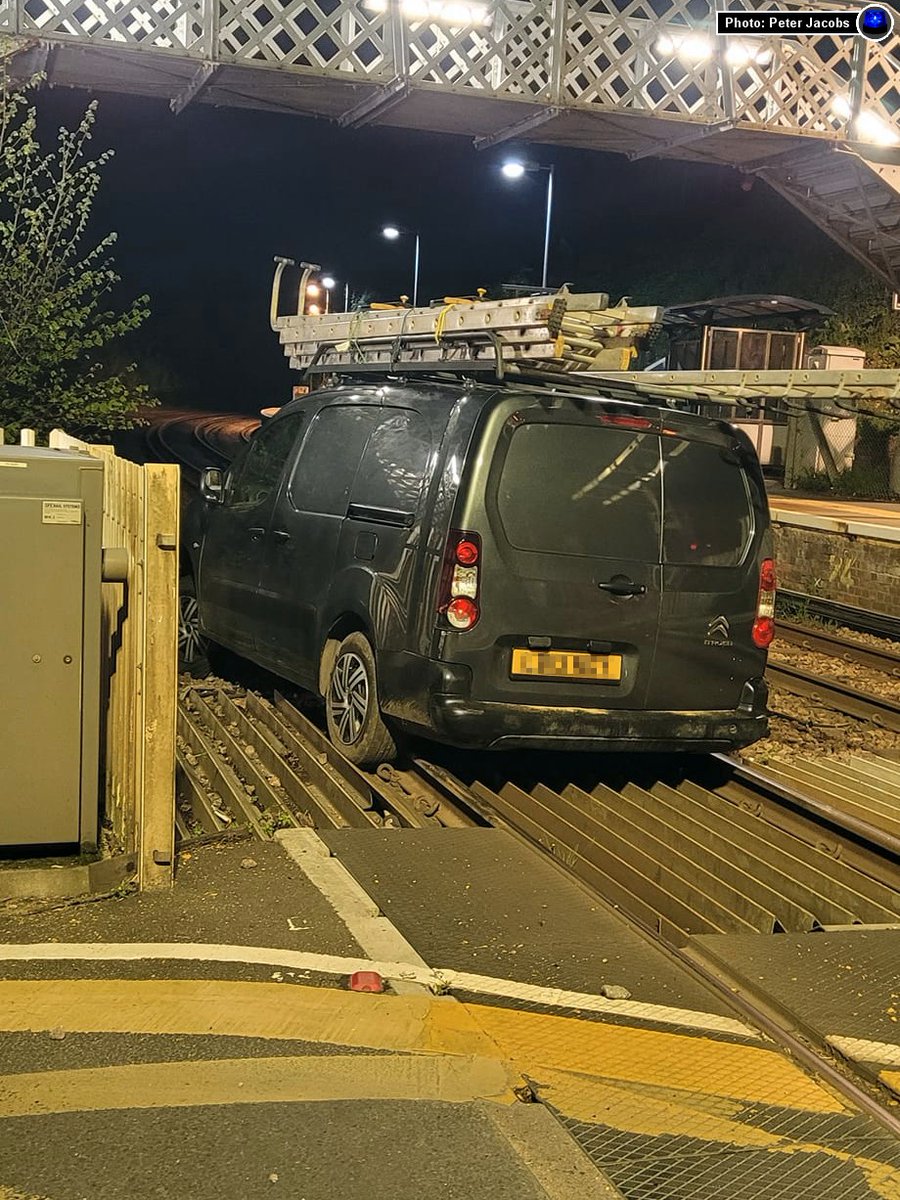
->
(139, 463, 179, 888)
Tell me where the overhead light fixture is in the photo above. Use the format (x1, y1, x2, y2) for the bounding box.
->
(657, 32, 773, 67)
(831, 95, 900, 145)
(382, 225, 401, 240)
(655, 31, 713, 62)
(321, 275, 336, 289)
(831, 95, 853, 121)
(501, 160, 527, 179)
(725, 41, 774, 68)
(364, 0, 491, 26)
(855, 109, 900, 145)
(306, 283, 321, 297)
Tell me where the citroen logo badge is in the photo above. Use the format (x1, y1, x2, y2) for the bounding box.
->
(705, 615, 732, 646)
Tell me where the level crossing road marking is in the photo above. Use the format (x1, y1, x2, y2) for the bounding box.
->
(0, 978, 843, 1110)
(275, 828, 429, 996)
(4, 979, 900, 1195)
(0, 941, 758, 1040)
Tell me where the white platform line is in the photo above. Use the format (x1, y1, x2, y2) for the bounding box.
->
(828, 1034, 900, 1068)
(275, 828, 429, 996)
(0, 941, 760, 1040)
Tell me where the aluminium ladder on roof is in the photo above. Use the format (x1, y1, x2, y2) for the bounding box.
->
(578, 368, 900, 414)
(267, 265, 900, 417)
(270, 274, 663, 378)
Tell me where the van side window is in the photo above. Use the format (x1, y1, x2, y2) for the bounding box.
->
(289, 406, 379, 515)
(226, 414, 303, 510)
(351, 410, 432, 514)
(662, 438, 753, 566)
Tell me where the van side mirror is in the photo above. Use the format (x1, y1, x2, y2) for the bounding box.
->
(201, 467, 224, 503)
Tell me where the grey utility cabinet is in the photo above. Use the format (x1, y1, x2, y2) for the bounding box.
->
(1, 446, 105, 850)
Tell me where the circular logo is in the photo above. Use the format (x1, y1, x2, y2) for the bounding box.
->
(857, 5, 894, 40)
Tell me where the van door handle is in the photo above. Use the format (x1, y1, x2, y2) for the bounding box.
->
(248, 527, 265, 540)
(598, 576, 646, 597)
(272, 530, 291, 542)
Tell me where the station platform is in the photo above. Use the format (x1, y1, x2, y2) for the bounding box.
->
(766, 487, 900, 542)
(2, 830, 900, 1199)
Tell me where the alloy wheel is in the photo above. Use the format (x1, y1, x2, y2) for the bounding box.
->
(328, 651, 369, 744)
(178, 592, 206, 664)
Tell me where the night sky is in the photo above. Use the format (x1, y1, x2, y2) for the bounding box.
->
(35, 86, 857, 415)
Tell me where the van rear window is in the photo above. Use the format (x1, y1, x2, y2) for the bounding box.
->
(662, 438, 753, 566)
(495, 423, 662, 562)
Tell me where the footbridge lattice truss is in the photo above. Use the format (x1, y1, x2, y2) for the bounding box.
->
(5, 0, 900, 288)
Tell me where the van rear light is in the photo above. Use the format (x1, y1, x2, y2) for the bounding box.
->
(447, 597, 479, 629)
(598, 414, 654, 431)
(752, 557, 776, 648)
(439, 530, 481, 630)
(455, 539, 479, 566)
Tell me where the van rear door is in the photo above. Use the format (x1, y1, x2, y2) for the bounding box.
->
(648, 427, 767, 709)
(453, 405, 665, 710)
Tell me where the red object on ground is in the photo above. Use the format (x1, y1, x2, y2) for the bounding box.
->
(349, 971, 384, 993)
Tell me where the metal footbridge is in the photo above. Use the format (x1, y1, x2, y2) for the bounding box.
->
(5, 0, 900, 288)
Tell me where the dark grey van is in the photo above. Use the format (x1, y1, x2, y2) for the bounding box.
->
(183, 380, 772, 765)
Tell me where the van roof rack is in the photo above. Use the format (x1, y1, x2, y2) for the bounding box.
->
(270, 264, 662, 383)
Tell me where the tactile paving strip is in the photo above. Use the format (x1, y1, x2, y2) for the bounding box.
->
(557, 1101, 900, 1200)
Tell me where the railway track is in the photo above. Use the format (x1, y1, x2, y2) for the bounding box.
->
(144, 411, 258, 483)
(178, 682, 900, 942)
(771, 619, 900, 730)
(778, 589, 900, 641)
(767, 661, 900, 731)
(778, 618, 900, 677)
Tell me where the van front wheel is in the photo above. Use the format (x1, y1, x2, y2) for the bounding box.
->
(325, 633, 397, 767)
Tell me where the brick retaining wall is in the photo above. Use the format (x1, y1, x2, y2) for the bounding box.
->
(773, 522, 900, 616)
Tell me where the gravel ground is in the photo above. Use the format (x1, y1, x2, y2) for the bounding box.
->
(741, 622, 900, 766)
(768, 640, 900, 702)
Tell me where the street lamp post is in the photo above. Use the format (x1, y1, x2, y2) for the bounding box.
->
(321, 275, 336, 314)
(500, 160, 555, 290)
(382, 225, 421, 307)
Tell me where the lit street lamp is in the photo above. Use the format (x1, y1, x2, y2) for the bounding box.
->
(500, 160, 555, 290)
(382, 224, 421, 307)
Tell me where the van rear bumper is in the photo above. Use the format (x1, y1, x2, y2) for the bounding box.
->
(423, 695, 767, 752)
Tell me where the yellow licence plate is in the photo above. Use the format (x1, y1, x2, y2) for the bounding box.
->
(511, 648, 622, 682)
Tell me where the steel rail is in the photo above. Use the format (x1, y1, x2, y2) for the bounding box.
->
(176, 687, 477, 834)
(767, 661, 900, 731)
(716, 752, 900, 861)
(777, 619, 900, 678)
(777, 590, 900, 641)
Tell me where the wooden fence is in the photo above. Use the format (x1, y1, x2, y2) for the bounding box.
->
(1, 426, 179, 889)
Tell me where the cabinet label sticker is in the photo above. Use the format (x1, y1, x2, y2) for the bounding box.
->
(42, 500, 82, 524)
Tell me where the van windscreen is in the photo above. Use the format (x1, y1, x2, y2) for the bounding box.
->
(662, 438, 754, 566)
(495, 422, 662, 562)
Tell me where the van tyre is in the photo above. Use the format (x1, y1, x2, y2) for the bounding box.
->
(178, 574, 212, 677)
(325, 633, 397, 767)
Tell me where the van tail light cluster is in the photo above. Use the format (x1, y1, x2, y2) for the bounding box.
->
(439, 531, 481, 630)
(752, 558, 776, 648)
